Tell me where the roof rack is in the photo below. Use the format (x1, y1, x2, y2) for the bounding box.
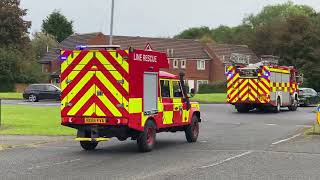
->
(76, 45, 121, 50)
(260, 55, 279, 65)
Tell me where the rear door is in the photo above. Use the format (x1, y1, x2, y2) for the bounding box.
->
(62, 50, 96, 117)
(94, 50, 128, 117)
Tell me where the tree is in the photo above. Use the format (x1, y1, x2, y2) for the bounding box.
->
(244, 1, 316, 28)
(175, 26, 211, 39)
(174, 2, 320, 90)
(0, 0, 31, 48)
(42, 10, 74, 42)
(31, 32, 58, 59)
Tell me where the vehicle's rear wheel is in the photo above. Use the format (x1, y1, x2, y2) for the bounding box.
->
(137, 120, 156, 152)
(288, 99, 298, 111)
(235, 104, 249, 113)
(80, 141, 98, 151)
(28, 94, 38, 102)
(185, 115, 200, 143)
(272, 97, 281, 113)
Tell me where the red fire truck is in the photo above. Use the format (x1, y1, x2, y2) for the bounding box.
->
(60, 45, 201, 152)
(226, 56, 303, 113)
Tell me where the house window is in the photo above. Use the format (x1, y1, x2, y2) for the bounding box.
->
(181, 60, 186, 69)
(197, 60, 205, 70)
(197, 80, 208, 90)
(173, 59, 178, 69)
(42, 64, 48, 73)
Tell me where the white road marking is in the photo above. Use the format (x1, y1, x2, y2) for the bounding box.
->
(27, 158, 80, 170)
(266, 124, 277, 126)
(271, 133, 301, 145)
(199, 151, 253, 169)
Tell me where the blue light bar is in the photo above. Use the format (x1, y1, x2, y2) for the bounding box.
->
(76, 45, 87, 50)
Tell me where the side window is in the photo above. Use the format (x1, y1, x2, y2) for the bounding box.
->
(160, 80, 170, 98)
(32, 85, 42, 90)
(39, 85, 47, 91)
(172, 81, 183, 98)
(47, 85, 57, 91)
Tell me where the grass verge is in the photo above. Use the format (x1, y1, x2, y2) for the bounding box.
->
(191, 93, 226, 103)
(0, 93, 23, 100)
(0, 105, 75, 135)
(305, 124, 320, 135)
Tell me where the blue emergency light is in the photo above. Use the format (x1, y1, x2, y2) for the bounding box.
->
(226, 71, 233, 78)
(59, 55, 68, 61)
(263, 71, 270, 78)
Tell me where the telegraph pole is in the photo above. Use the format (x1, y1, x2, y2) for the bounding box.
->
(109, 0, 115, 45)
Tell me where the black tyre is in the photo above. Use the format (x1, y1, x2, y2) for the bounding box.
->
(272, 97, 281, 113)
(28, 94, 38, 102)
(235, 104, 249, 113)
(80, 141, 98, 151)
(137, 120, 156, 152)
(185, 115, 200, 143)
(288, 99, 298, 111)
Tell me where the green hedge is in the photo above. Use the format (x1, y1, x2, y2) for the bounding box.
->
(0, 80, 14, 92)
(198, 81, 227, 94)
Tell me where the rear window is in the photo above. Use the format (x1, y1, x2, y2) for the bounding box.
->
(300, 89, 317, 95)
(239, 69, 259, 77)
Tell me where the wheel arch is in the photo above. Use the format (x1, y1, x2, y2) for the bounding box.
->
(192, 111, 201, 122)
(145, 117, 158, 129)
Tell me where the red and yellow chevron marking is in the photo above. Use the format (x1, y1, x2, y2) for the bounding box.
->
(226, 66, 271, 104)
(61, 50, 129, 117)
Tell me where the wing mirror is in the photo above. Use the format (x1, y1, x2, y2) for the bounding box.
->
(189, 88, 196, 98)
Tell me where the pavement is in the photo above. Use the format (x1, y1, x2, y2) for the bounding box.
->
(1, 99, 60, 106)
(0, 104, 319, 180)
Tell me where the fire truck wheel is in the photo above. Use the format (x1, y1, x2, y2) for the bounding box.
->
(80, 141, 98, 151)
(185, 115, 200, 143)
(137, 120, 156, 152)
(288, 99, 298, 111)
(273, 98, 281, 113)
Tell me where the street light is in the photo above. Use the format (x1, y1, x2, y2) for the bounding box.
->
(109, 0, 115, 45)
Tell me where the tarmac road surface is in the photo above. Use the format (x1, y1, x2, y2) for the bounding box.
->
(0, 104, 319, 180)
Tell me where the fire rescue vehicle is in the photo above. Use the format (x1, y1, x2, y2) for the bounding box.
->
(59, 44, 201, 152)
(226, 55, 303, 113)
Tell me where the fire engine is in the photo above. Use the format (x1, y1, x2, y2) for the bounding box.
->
(59, 44, 201, 152)
(226, 55, 302, 113)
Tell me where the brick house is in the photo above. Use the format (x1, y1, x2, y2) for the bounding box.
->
(39, 32, 258, 91)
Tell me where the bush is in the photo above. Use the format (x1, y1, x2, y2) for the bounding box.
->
(198, 81, 227, 94)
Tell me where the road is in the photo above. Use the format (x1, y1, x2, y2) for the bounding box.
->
(0, 104, 319, 180)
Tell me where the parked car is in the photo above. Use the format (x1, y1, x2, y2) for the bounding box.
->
(298, 88, 320, 106)
(23, 84, 61, 102)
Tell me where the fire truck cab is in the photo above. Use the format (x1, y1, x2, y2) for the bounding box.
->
(60, 45, 201, 152)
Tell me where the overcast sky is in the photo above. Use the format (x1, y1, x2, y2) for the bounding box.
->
(21, 0, 320, 37)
